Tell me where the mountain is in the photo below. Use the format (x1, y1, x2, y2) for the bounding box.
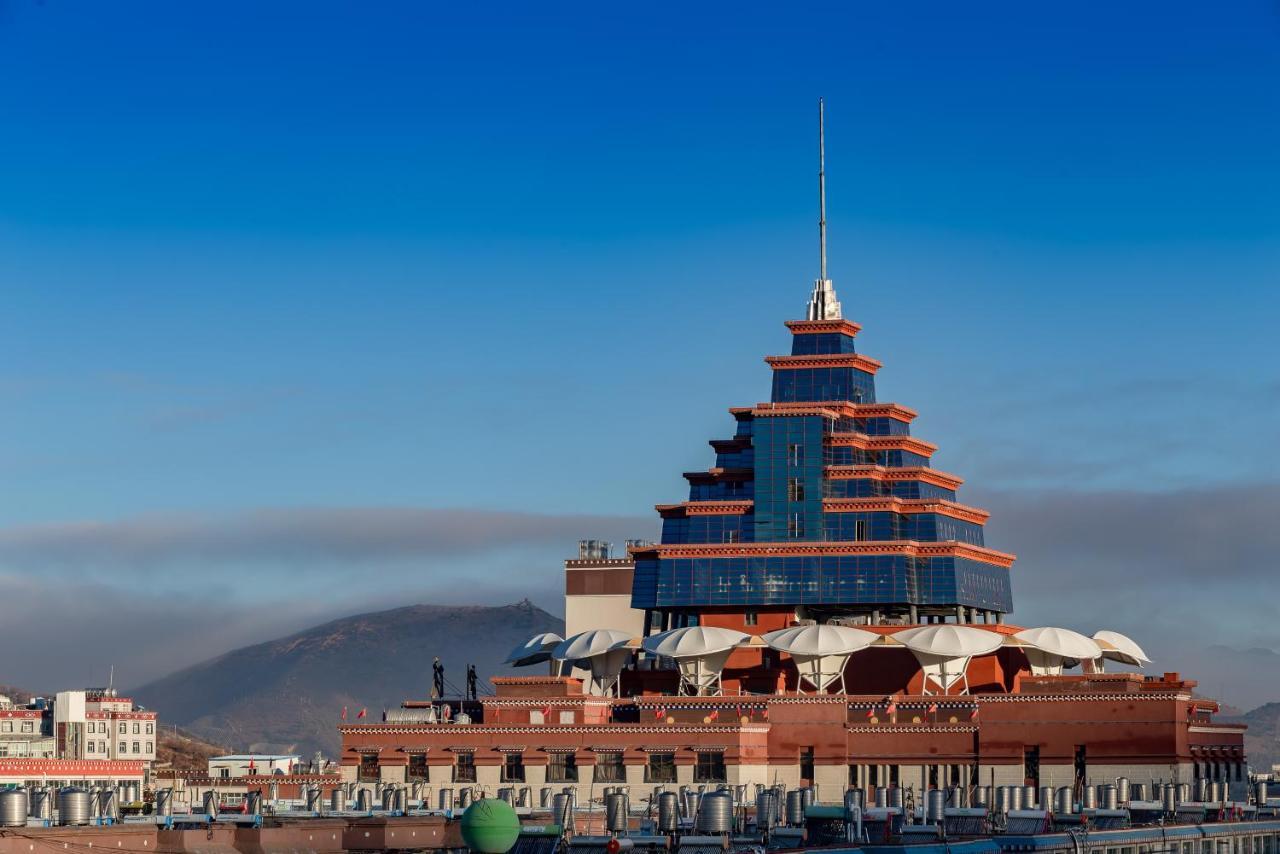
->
(1223, 703, 1280, 771)
(133, 600, 562, 757)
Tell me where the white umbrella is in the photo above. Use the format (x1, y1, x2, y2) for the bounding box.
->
(641, 626, 748, 658)
(1012, 627, 1102, 676)
(552, 629, 634, 697)
(642, 626, 750, 697)
(893, 625, 1003, 695)
(1092, 630, 1152, 667)
(762, 624, 878, 693)
(505, 632, 564, 666)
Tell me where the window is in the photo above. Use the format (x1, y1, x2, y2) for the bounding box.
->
(722, 530, 740, 544)
(854, 519, 867, 541)
(118, 742, 126, 754)
(694, 751, 726, 783)
(132, 741, 140, 753)
(744, 611, 758, 627)
(800, 748, 814, 783)
(219, 768, 230, 779)
(558, 711, 575, 725)
(146, 723, 153, 735)
(788, 443, 803, 466)
(594, 752, 625, 783)
(547, 752, 578, 783)
(646, 752, 677, 784)
(119, 723, 126, 735)
(87, 741, 96, 754)
(408, 754, 429, 781)
(1, 722, 11, 733)
(358, 753, 379, 782)
(787, 478, 805, 502)
(501, 753, 525, 783)
(20, 722, 32, 733)
(455, 752, 476, 783)
(132, 723, 140, 735)
(787, 513, 804, 538)
(146, 742, 153, 753)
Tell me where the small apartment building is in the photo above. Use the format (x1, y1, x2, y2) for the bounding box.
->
(55, 690, 159, 764)
(208, 754, 300, 778)
(0, 696, 54, 759)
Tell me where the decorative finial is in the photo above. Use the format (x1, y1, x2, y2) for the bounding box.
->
(807, 98, 842, 321)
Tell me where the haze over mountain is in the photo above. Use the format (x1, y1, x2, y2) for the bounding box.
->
(132, 600, 561, 757)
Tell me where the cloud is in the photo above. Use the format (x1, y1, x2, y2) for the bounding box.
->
(0, 506, 656, 570)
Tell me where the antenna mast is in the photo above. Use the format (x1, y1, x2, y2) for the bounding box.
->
(819, 97, 827, 282)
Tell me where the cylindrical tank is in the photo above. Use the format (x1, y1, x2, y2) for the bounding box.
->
(1197, 778, 1212, 802)
(1039, 786, 1053, 812)
(685, 791, 700, 821)
(973, 786, 991, 810)
(1177, 783, 1191, 805)
(1162, 784, 1177, 812)
(59, 788, 92, 826)
(30, 787, 52, 820)
(845, 788, 864, 810)
(330, 788, 346, 812)
(202, 789, 218, 817)
(154, 789, 172, 817)
(888, 787, 904, 809)
(1055, 787, 1073, 815)
(539, 787, 551, 808)
(269, 782, 279, 803)
(1255, 781, 1269, 806)
(657, 791, 680, 833)
(606, 792, 628, 833)
(395, 788, 407, 812)
(785, 789, 805, 826)
(755, 789, 777, 829)
(1131, 783, 1147, 802)
(1117, 777, 1131, 804)
(696, 792, 733, 834)
(381, 785, 394, 809)
(0, 789, 28, 827)
(356, 788, 372, 812)
(926, 789, 946, 824)
(1101, 784, 1118, 810)
(1082, 785, 1097, 810)
(306, 787, 321, 812)
(497, 787, 513, 806)
(246, 791, 261, 816)
(551, 792, 572, 829)
(801, 786, 815, 811)
(1022, 784, 1036, 809)
(994, 786, 1011, 816)
(946, 787, 961, 809)
(1009, 785, 1024, 811)
(459, 787, 474, 809)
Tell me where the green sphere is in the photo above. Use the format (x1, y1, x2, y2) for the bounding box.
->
(460, 798, 521, 854)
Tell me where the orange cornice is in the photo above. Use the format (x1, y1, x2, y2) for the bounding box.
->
(825, 433, 939, 456)
(656, 500, 753, 517)
(731, 402, 918, 423)
(822, 497, 990, 524)
(784, 319, 862, 337)
(648, 541, 1015, 568)
(765, 353, 883, 372)
(825, 464, 963, 490)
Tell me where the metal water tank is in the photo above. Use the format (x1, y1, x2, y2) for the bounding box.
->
(1081, 785, 1097, 810)
(1197, 779, 1212, 802)
(356, 788, 372, 812)
(1116, 777, 1130, 804)
(154, 789, 172, 817)
(657, 791, 680, 833)
(973, 786, 991, 809)
(305, 787, 321, 812)
(30, 787, 52, 820)
(99, 788, 116, 819)
(551, 792, 572, 829)
(459, 787, 473, 809)
(59, 788, 92, 826)
(1039, 786, 1053, 812)
(801, 786, 815, 811)
(1101, 784, 1118, 810)
(1162, 784, 1177, 812)
(330, 788, 346, 812)
(393, 788, 406, 813)
(1255, 781, 1269, 806)
(1178, 783, 1191, 805)
(202, 790, 218, 818)
(606, 792, 629, 833)
(1055, 787, 1073, 815)
(925, 789, 946, 824)
(948, 786, 963, 808)
(1022, 785, 1037, 809)
(685, 791, 700, 821)
(697, 792, 733, 834)
(0, 789, 28, 827)
(785, 789, 805, 826)
(539, 787, 551, 808)
(1131, 783, 1147, 801)
(246, 791, 261, 816)
(874, 786, 888, 808)
(497, 787, 513, 806)
(888, 787, 904, 809)
(994, 786, 1011, 816)
(755, 789, 777, 829)
(1009, 785, 1024, 811)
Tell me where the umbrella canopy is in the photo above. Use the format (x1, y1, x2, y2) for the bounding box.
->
(1012, 627, 1102, 660)
(504, 632, 564, 666)
(552, 629, 633, 661)
(893, 625, 1003, 657)
(762, 624, 879, 656)
(641, 626, 749, 659)
(1092, 630, 1152, 666)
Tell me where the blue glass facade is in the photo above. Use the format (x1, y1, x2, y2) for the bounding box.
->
(634, 321, 1014, 615)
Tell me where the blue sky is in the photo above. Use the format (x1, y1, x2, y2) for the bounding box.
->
(1, 1, 1278, 702)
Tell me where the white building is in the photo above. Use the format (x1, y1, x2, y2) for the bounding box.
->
(54, 689, 159, 764)
(208, 754, 300, 778)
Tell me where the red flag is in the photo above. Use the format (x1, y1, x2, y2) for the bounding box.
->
(541, 705, 552, 719)
(969, 706, 979, 721)
(886, 700, 897, 715)
(654, 707, 666, 721)
(735, 705, 742, 719)
(442, 703, 452, 721)
(356, 708, 367, 719)
(762, 707, 769, 719)
(709, 709, 719, 721)
(340, 707, 347, 721)
(865, 706, 875, 718)
(927, 703, 938, 714)
(247, 758, 256, 773)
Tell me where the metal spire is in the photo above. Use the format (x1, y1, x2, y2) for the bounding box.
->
(806, 98, 842, 321)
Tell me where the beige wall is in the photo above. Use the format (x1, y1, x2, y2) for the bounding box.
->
(564, 594, 645, 639)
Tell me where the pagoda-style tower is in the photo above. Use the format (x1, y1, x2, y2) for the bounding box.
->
(631, 101, 1014, 632)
